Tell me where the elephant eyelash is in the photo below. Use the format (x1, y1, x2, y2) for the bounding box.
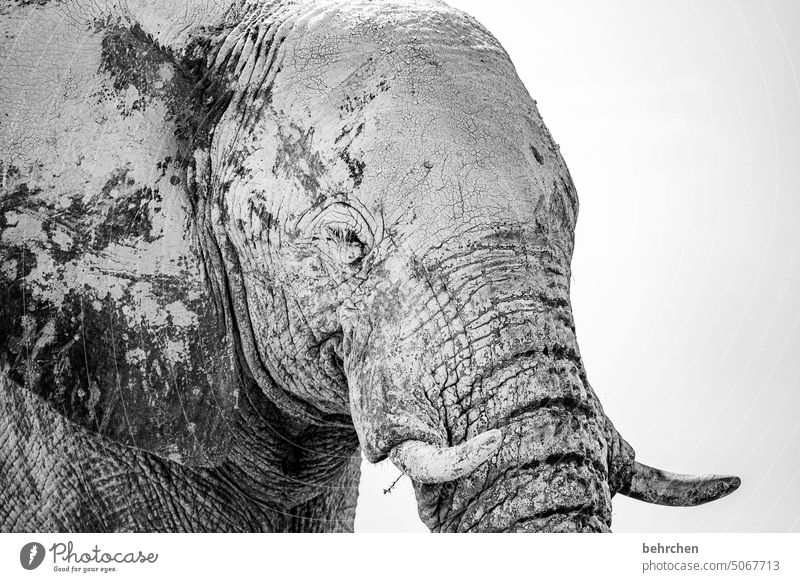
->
(326, 227, 362, 245)
(311, 226, 363, 245)
(312, 225, 368, 267)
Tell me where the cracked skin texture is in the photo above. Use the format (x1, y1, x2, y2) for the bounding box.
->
(1, 0, 634, 532)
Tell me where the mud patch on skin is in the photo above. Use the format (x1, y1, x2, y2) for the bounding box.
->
(6, 0, 60, 7)
(89, 169, 160, 250)
(99, 25, 179, 118)
(8, 169, 162, 263)
(334, 121, 365, 145)
(339, 149, 366, 188)
(0, 176, 30, 225)
(273, 123, 328, 195)
(0, 246, 39, 364)
(339, 76, 390, 115)
(0, 163, 237, 464)
(0, 263, 237, 463)
(247, 199, 278, 243)
(98, 24, 229, 155)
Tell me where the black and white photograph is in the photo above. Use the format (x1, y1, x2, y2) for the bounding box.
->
(1, 0, 798, 579)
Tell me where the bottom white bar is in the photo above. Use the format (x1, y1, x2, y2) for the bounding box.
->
(1, 533, 797, 582)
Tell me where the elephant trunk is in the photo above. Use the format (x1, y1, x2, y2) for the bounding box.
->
(344, 231, 738, 532)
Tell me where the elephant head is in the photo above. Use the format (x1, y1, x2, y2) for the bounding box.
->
(0, 0, 739, 532)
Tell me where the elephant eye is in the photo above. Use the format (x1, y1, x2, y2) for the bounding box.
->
(303, 201, 376, 271)
(324, 226, 367, 267)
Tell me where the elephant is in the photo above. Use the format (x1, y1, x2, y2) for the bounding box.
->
(0, 0, 740, 533)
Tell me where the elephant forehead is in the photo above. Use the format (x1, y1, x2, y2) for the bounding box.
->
(274, 0, 511, 102)
(248, 0, 571, 245)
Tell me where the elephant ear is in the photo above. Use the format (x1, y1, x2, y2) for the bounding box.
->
(0, 2, 237, 465)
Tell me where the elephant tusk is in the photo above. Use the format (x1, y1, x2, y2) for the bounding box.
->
(620, 461, 741, 506)
(389, 429, 503, 484)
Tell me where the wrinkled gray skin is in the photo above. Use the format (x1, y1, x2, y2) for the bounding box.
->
(0, 0, 739, 532)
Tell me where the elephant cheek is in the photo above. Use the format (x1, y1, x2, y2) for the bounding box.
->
(346, 355, 444, 463)
(335, 292, 441, 461)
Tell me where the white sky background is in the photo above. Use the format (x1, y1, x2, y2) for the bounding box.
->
(355, 0, 800, 532)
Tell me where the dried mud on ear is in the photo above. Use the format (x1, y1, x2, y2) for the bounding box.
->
(0, 7, 240, 465)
